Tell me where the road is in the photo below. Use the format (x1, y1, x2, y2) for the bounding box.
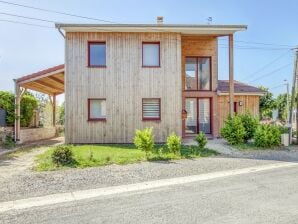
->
(1, 162, 298, 224)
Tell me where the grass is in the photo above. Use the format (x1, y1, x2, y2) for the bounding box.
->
(35, 144, 218, 171)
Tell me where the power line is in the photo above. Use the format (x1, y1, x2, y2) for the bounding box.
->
(218, 39, 295, 48)
(0, 11, 59, 23)
(0, 0, 118, 24)
(248, 63, 291, 83)
(242, 50, 291, 81)
(0, 18, 54, 28)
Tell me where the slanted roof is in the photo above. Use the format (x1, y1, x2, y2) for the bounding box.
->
(15, 64, 64, 95)
(56, 24, 247, 35)
(217, 80, 264, 96)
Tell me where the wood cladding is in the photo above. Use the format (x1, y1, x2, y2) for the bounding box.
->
(65, 32, 182, 143)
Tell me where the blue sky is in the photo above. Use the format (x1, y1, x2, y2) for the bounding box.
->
(0, 0, 297, 101)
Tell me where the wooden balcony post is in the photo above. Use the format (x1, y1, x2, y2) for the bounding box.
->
(53, 94, 56, 127)
(229, 34, 234, 116)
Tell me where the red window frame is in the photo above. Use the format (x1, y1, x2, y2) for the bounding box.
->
(184, 56, 212, 91)
(142, 98, 161, 121)
(87, 98, 107, 121)
(87, 41, 107, 68)
(142, 42, 161, 68)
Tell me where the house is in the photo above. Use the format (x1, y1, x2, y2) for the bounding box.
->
(14, 19, 263, 143)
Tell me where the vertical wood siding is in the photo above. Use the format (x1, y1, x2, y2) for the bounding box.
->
(218, 95, 260, 131)
(65, 32, 182, 143)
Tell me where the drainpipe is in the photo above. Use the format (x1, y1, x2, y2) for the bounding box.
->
(56, 25, 65, 39)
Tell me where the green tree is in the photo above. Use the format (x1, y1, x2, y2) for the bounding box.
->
(58, 101, 65, 125)
(259, 86, 276, 119)
(276, 93, 289, 122)
(0, 91, 15, 125)
(20, 91, 38, 127)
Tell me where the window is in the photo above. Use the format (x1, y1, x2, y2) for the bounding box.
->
(142, 42, 160, 67)
(185, 57, 211, 90)
(88, 99, 106, 121)
(88, 42, 106, 67)
(142, 98, 161, 120)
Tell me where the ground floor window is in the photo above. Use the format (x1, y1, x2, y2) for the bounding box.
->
(185, 98, 211, 134)
(88, 98, 106, 121)
(142, 98, 161, 120)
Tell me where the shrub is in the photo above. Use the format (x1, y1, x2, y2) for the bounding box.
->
(133, 127, 154, 157)
(220, 115, 245, 145)
(254, 124, 281, 148)
(195, 131, 207, 149)
(51, 145, 74, 165)
(3, 134, 15, 149)
(239, 112, 259, 142)
(166, 133, 181, 155)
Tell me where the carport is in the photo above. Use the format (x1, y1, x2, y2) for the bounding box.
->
(14, 64, 64, 142)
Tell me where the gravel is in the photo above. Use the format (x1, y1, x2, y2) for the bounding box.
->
(1, 139, 298, 202)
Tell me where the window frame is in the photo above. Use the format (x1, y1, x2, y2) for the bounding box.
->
(142, 98, 161, 121)
(87, 41, 107, 68)
(142, 42, 161, 68)
(184, 56, 212, 91)
(87, 98, 107, 121)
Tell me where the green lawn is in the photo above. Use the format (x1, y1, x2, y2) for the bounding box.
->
(35, 144, 218, 171)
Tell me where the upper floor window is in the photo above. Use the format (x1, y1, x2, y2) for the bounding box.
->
(88, 98, 106, 121)
(185, 57, 211, 91)
(88, 42, 106, 67)
(142, 98, 161, 120)
(142, 42, 160, 67)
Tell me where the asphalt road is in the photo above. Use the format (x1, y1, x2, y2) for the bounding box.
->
(1, 164, 298, 224)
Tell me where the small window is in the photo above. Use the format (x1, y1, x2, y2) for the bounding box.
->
(88, 99, 106, 121)
(88, 42, 106, 67)
(142, 98, 161, 120)
(142, 42, 160, 67)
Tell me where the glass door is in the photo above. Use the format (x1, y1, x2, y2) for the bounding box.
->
(185, 98, 211, 135)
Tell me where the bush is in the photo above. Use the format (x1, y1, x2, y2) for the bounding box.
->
(3, 134, 15, 149)
(195, 131, 207, 149)
(239, 112, 259, 142)
(133, 127, 154, 157)
(220, 115, 245, 145)
(166, 133, 181, 155)
(51, 145, 74, 165)
(254, 124, 281, 148)
(20, 92, 38, 127)
(0, 91, 15, 126)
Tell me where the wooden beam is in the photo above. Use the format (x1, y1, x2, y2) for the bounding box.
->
(34, 80, 64, 92)
(47, 76, 64, 85)
(229, 34, 234, 116)
(14, 82, 21, 142)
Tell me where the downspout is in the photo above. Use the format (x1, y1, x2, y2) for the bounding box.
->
(13, 79, 17, 142)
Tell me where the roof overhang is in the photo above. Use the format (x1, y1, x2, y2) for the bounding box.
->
(15, 64, 65, 96)
(217, 91, 264, 96)
(56, 24, 247, 35)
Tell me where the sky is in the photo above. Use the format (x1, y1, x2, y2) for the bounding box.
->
(0, 0, 298, 103)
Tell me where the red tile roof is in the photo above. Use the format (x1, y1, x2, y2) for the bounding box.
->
(217, 80, 264, 94)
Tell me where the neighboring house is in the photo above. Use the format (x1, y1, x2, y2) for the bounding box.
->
(15, 19, 263, 143)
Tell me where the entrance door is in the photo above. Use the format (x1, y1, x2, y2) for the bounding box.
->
(185, 98, 211, 135)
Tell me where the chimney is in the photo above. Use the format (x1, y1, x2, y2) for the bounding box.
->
(156, 16, 163, 25)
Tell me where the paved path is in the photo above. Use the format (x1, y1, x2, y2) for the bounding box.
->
(1, 162, 298, 224)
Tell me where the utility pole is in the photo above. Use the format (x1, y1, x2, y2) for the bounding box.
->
(289, 47, 298, 143)
(284, 79, 289, 124)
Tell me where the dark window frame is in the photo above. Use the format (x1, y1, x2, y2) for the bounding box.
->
(87, 98, 107, 121)
(87, 41, 107, 68)
(142, 42, 161, 68)
(142, 98, 161, 121)
(184, 56, 212, 91)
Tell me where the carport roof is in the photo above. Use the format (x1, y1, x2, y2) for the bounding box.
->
(15, 64, 65, 95)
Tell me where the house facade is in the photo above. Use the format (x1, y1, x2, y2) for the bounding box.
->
(55, 22, 262, 144)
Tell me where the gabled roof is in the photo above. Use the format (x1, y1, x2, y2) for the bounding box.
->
(56, 24, 247, 35)
(217, 80, 264, 96)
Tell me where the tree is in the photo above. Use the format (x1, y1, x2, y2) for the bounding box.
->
(58, 101, 65, 125)
(259, 86, 276, 119)
(276, 93, 289, 122)
(0, 91, 15, 126)
(20, 91, 38, 127)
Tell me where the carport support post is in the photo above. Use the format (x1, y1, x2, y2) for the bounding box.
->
(52, 94, 56, 127)
(229, 34, 234, 116)
(14, 80, 21, 142)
